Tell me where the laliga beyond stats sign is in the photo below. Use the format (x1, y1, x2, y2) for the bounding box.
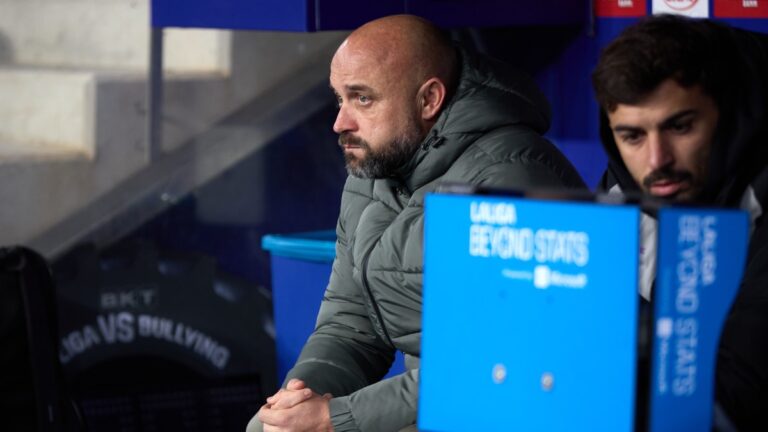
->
(649, 208, 749, 432)
(420, 193, 749, 431)
(420, 194, 640, 431)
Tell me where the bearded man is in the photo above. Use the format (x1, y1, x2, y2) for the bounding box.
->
(249, 14, 585, 432)
(593, 14, 768, 431)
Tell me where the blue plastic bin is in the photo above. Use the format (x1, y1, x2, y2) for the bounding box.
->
(262, 230, 405, 384)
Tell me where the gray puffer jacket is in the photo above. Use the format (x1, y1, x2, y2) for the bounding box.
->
(284, 50, 586, 431)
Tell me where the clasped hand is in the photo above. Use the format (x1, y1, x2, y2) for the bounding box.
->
(257, 378, 334, 432)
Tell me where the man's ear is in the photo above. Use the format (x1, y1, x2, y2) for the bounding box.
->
(418, 78, 447, 121)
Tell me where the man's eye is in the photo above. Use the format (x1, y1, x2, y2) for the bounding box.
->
(357, 95, 371, 105)
(671, 121, 692, 134)
(619, 132, 642, 145)
(335, 96, 343, 108)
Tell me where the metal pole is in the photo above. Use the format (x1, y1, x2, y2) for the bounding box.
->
(148, 27, 164, 162)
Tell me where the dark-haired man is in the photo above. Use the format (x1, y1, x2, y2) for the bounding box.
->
(248, 13, 585, 432)
(593, 14, 768, 430)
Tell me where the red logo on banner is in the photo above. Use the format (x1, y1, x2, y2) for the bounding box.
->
(715, 0, 768, 17)
(595, 0, 648, 17)
(663, 0, 700, 11)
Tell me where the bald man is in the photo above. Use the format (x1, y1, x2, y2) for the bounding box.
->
(248, 15, 585, 432)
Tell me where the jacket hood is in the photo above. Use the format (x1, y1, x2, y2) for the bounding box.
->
(599, 25, 768, 206)
(398, 48, 552, 192)
(438, 49, 551, 136)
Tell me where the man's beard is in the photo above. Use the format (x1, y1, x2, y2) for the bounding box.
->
(339, 125, 423, 179)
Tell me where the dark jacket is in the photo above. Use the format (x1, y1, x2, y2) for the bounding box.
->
(597, 23, 768, 432)
(284, 50, 585, 431)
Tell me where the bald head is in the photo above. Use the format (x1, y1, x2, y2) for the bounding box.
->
(330, 15, 458, 178)
(334, 15, 458, 95)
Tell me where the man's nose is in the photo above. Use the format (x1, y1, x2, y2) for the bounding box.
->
(333, 105, 357, 134)
(648, 133, 674, 170)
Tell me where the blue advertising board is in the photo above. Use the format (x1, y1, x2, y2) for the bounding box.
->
(151, 0, 402, 31)
(406, 0, 584, 28)
(419, 193, 640, 432)
(648, 208, 749, 432)
(151, 0, 588, 30)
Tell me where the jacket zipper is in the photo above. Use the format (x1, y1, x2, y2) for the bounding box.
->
(422, 129, 442, 150)
(360, 242, 396, 348)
